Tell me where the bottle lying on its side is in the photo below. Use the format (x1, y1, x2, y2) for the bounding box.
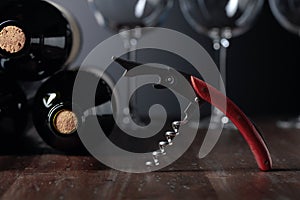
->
(32, 69, 116, 153)
(0, 72, 27, 153)
(0, 0, 80, 80)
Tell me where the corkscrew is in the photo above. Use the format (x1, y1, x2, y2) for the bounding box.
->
(146, 100, 197, 167)
(113, 56, 272, 171)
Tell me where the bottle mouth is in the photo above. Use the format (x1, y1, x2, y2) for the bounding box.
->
(0, 20, 29, 57)
(53, 109, 78, 135)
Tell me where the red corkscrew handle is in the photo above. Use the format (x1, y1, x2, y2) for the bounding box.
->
(191, 76, 272, 171)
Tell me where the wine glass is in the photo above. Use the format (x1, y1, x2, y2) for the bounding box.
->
(88, 0, 173, 60)
(179, 0, 264, 129)
(269, 0, 300, 129)
(87, 0, 173, 127)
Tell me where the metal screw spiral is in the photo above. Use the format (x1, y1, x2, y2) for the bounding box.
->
(145, 98, 199, 167)
(145, 120, 185, 167)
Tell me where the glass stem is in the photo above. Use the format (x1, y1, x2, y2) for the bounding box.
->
(213, 38, 229, 91)
(119, 28, 141, 126)
(127, 37, 138, 120)
(212, 37, 230, 119)
(219, 38, 228, 90)
(127, 39, 137, 61)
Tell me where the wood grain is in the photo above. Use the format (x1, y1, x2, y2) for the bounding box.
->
(1, 117, 300, 199)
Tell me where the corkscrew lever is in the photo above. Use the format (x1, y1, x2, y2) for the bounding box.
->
(113, 56, 272, 171)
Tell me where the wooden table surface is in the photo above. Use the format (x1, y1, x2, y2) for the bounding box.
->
(1, 117, 300, 200)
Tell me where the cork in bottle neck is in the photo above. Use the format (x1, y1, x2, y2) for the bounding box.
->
(0, 25, 26, 54)
(53, 110, 78, 135)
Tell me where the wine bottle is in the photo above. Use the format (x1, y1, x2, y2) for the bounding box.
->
(0, 0, 80, 80)
(32, 69, 115, 153)
(0, 72, 27, 153)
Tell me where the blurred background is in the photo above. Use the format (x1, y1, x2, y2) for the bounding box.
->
(48, 0, 299, 117)
(0, 0, 299, 156)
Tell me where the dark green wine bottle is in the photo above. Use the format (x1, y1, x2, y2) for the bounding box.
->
(32, 69, 114, 153)
(0, 0, 80, 80)
(0, 72, 27, 153)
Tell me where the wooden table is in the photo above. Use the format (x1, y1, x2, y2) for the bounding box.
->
(1, 117, 300, 199)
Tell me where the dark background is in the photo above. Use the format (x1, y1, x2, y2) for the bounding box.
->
(51, 0, 300, 116)
(1, 0, 299, 155)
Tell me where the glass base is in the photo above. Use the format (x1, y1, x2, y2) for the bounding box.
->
(276, 115, 300, 129)
(199, 108, 237, 130)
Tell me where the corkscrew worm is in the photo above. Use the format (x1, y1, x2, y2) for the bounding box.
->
(113, 56, 272, 171)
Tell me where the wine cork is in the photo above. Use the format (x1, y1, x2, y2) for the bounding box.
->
(0, 25, 26, 54)
(54, 110, 78, 134)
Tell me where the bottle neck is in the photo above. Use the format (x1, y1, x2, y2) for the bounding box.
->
(48, 104, 80, 136)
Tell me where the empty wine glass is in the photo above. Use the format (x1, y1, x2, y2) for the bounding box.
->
(179, 0, 264, 129)
(87, 0, 173, 127)
(269, 0, 300, 129)
(88, 0, 173, 60)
